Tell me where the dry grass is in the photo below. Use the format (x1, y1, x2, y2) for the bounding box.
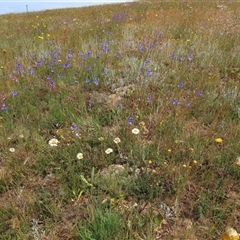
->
(0, 1, 239, 239)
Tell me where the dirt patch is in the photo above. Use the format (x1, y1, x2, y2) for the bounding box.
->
(87, 84, 136, 110)
(183, 119, 211, 137)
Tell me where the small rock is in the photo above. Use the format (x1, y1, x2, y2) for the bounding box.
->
(87, 91, 122, 110)
(100, 164, 125, 177)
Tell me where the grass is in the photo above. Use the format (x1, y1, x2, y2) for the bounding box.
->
(0, 1, 240, 239)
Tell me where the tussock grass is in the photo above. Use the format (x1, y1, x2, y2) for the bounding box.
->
(0, 1, 239, 239)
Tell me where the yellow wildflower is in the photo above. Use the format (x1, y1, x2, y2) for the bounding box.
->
(222, 227, 239, 240)
(215, 138, 223, 143)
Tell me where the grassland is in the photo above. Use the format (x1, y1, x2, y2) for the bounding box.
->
(0, 1, 239, 239)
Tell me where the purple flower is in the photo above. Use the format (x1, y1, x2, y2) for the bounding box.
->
(146, 94, 152, 103)
(145, 58, 151, 65)
(156, 31, 163, 37)
(12, 91, 17, 96)
(86, 66, 91, 71)
(102, 42, 110, 53)
(127, 115, 134, 124)
(198, 91, 203, 96)
(180, 57, 185, 61)
(188, 55, 193, 61)
(67, 52, 72, 61)
(185, 103, 191, 107)
(1, 103, 7, 110)
(93, 78, 99, 86)
(137, 44, 144, 53)
(14, 62, 24, 74)
(170, 52, 177, 60)
(85, 77, 90, 83)
(29, 67, 35, 75)
(113, 12, 127, 21)
(172, 98, 180, 105)
(71, 125, 77, 131)
(36, 61, 42, 67)
(63, 62, 70, 68)
(178, 82, 184, 88)
(146, 69, 153, 76)
(49, 80, 55, 87)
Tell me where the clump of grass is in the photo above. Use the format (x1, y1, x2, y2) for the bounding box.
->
(78, 206, 126, 240)
(0, 1, 239, 239)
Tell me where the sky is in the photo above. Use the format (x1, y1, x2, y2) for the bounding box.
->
(0, 1, 134, 15)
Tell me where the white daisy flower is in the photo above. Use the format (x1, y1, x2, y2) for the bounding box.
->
(105, 148, 113, 154)
(235, 156, 240, 166)
(113, 137, 121, 144)
(9, 148, 15, 152)
(77, 153, 83, 160)
(132, 128, 140, 135)
(48, 138, 59, 146)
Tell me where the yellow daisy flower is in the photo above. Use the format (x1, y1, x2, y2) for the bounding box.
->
(215, 138, 223, 143)
(222, 227, 239, 240)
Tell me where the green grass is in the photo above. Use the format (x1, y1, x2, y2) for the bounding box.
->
(0, 1, 240, 239)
